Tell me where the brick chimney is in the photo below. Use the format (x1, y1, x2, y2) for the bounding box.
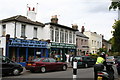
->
(72, 24, 78, 30)
(51, 15, 58, 24)
(81, 26, 85, 33)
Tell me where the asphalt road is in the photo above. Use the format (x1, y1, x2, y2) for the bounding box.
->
(2, 67, 94, 78)
(2, 67, 120, 80)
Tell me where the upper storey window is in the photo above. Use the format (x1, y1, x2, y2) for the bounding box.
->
(55, 28, 59, 42)
(50, 26, 54, 42)
(2, 25, 6, 36)
(21, 24, 26, 37)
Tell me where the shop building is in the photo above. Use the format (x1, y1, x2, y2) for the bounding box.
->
(0, 13, 49, 65)
(43, 15, 78, 62)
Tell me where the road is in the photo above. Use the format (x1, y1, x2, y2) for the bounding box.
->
(2, 67, 94, 78)
(2, 67, 120, 80)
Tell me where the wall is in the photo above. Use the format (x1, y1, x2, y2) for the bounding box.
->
(0, 37, 6, 56)
(84, 31, 102, 54)
(76, 36, 89, 55)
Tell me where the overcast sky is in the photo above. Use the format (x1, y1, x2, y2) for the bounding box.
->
(0, 0, 118, 40)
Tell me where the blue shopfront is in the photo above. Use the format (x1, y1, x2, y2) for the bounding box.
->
(6, 38, 48, 66)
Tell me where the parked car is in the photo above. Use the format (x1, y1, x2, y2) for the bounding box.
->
(106, 56, 115, 65)
(116, 58, 120, 75)
(25, 58, 67, 73)
(71, 56, 96, 68)
(1, 56, 23, 76)
(114, 56, 120, 62)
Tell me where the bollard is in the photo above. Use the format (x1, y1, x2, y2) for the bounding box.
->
(73, 59, 77, 79)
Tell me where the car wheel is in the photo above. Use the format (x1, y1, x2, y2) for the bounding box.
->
(62, 65, 67, 71)
(13, 69, 19, 76)
(84, 64, 88, 68)
(41, 67, 46, 73)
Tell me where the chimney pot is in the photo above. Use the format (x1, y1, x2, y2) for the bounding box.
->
(81, 26, 85, 33)
(51, 15, 58, 24)
(72, 24, 78, 30)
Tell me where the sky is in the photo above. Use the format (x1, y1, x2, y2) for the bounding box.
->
(0, 0, 118, 40)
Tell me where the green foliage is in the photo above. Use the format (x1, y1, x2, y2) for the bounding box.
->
(109, 52, 120, 56)
(112, 20, 120, 52)
(97, 48, 107, 55)
(109, 2, 120, 10)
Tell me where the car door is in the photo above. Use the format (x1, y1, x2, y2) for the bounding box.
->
(87, 57, 95, 66)
(2, 57, 14, 74)
(48, 58, 58, 70)
(42, 58, 51, 70)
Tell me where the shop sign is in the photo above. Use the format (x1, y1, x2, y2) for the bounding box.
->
(8, 38, 48, 48)
(51, 43, 76, 49)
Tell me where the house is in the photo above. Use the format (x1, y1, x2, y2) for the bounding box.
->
(84, 31, 102, 54)
(76, 26, 89, 56)
(102, 37, 112, 52)
(0, 7, 48, 64)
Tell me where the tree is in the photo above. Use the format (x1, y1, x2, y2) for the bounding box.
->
(112, 20, 120, 52)
(109, 1, 120, 10)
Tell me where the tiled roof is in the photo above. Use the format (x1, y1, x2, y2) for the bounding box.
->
(0, 15, 44, 27)
(45, 22, 78, 31)
(76, 31, 89, 39)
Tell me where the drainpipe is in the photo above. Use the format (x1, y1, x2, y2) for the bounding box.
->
(14, 21, 16, 38)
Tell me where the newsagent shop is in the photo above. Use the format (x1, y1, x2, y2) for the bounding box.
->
(6, 38, 48, 66)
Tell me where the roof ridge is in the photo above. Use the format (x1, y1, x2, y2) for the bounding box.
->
(15, 15, 21, 20)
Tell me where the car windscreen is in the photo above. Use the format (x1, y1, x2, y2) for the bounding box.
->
(74, 57, 82, 60)
(106, 56, 114, 59)
(32, 58, 42, 62)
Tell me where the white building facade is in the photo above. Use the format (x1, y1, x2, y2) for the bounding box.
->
(0, 15, 49, 65)
(43, 15, 77, 62)
(84, 31, 102, 54)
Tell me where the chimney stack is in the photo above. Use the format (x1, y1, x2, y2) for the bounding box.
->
(72, 24, 78, 30)
(51, 15, 58, 24)
(27, 7, 36, 21)
(81, 26, 85, 33)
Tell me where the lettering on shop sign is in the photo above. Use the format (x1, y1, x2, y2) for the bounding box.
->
(8, 38, 48, 48)
(51, 43, 76, 49)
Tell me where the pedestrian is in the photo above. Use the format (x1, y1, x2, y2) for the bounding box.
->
(94, 52, 106, 80)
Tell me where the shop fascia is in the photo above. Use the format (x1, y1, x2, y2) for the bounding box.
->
(8, 38, 48, 48)
(50, 42, 76, 49)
